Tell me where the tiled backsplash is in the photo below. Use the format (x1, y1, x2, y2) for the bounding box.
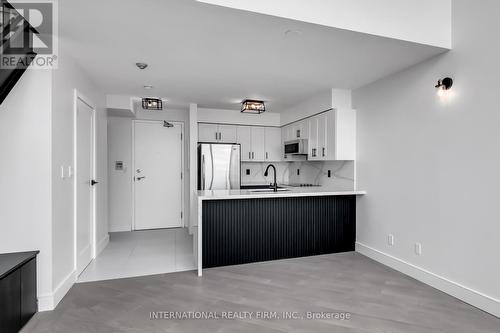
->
(241, 160, 355, 190)
(241, 162, 291, 185)
(288, 160, 355, 191)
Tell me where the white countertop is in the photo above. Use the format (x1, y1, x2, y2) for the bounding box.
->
(198, 187, 366, 200)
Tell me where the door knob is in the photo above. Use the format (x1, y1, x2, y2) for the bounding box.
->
(91, 180, 99, 186)
(136, 176, 146, 181)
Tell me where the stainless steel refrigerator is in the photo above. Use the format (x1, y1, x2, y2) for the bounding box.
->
(198, 143, 241, 190)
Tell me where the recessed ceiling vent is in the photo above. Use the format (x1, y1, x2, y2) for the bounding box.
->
(142, 98, 163, 110)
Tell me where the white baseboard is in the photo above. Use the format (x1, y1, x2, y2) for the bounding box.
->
(96, 234, 110, 256)
(38, 270, 76, 312)
(109, 225, 132, 233)
(356, 242, 500, 318)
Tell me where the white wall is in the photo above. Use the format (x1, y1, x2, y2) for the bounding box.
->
(197, 0, 451, 48)
(353, 0, 500, 317)
(198, 108, 280, 127)
(280, 89, 352, 125)
(0, 68, 53, 305)
(107, 107, 190, 232)
(51, 46, 108, 309)
(107, 117, 133, 232)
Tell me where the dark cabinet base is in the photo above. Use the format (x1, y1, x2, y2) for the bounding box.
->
(202, 195, 356, 268)
(0, 252, 38, 333)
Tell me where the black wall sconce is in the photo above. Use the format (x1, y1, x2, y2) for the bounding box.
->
(435, 77, 453, 97)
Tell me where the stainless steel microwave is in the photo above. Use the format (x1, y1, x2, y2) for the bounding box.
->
(284, 139, 308, 155)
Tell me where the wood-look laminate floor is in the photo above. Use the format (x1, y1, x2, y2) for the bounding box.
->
(22, 253, 499, 333)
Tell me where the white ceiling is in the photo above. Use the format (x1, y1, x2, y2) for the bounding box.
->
(59, 0, 447, 112)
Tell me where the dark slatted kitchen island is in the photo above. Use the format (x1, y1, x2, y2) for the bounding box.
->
(196, 189, 365, 274)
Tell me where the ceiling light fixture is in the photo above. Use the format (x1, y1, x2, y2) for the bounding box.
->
(143, 85, 153, 90)
(142, 98, 163, 110)
(435, 77, 453, 97)
(241, 99, 266, 114)
(136, 62, 148, 70)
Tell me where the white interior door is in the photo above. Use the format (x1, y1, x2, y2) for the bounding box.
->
(134, 121, 183, 230)
(76, 97, 94, 276)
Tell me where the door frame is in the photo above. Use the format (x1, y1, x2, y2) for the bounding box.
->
(73, 89, 97, 273)
(131, 120, 185, 230)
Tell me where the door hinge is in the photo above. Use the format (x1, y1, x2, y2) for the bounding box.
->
(181, 172, 183, 179)
(181, 211, 183, 219)
(181, 133, 183, 140)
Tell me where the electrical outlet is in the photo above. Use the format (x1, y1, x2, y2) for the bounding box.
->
(415, 243, 422, 256)
(388, 234, 394, 246)
(246, 169, 250, 175)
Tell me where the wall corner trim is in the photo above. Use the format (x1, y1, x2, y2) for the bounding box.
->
(355, 242, 500, 318)
(38, 270, 76, 312)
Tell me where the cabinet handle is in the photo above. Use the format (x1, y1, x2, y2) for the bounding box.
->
(266, 152, 269, 160)
(252, 152, 255, 159)
(249, 152, 251, 159)
(215, 132, 218, 140)
(218, 132, 221, 141)
(322, 147, 326, 157)
(313, 148, 317, 157)
(297, 130, 300, 138)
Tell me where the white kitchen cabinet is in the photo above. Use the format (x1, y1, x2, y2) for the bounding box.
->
(198, 123, 219, 142)
(317, 113, 328, 159)
(308, 116, 319, 159)
(237, 126, 279, 162)
(264, 127, 282, 161)
(293, 120, 309, 140)
(282, 124, 293, 142)
(218, 124, 237, 143)
(198, 123, 237, 143)
(237, 126, 252, 161)
(306, 109, 356, 161)
(251, 127, 266, 161)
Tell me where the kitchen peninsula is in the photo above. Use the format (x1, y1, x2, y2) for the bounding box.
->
(196, 188, 366, 276)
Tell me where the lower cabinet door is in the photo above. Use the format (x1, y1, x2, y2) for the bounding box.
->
(0, 270, 21, 333)
(20, 259, 37, 328)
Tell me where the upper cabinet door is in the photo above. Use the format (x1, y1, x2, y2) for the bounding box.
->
(282, 124, 294, 142)
(293, 120, 309, 140)
(198, 123, 219, 142)
(237, 126, 252, 161)
(325, 110, 336, 160)
(218, 125, 237, 143)
(251, 127, 266, 161)
(308, 117, 319, 160)
(317, 113, 328, 160)
(264, 127, 282, 162)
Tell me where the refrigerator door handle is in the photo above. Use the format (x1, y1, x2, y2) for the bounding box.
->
(201, 154, 206, 190)
(209, 145, 214, 189)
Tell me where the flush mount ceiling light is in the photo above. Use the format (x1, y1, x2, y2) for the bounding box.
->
(136, 62, 148, 70)
(142, 98, 163, 110)
(435, 77, 453, 97)
(241, 99, 266, 114)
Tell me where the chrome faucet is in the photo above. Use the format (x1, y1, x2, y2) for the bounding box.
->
(264, 164, 278, 192)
